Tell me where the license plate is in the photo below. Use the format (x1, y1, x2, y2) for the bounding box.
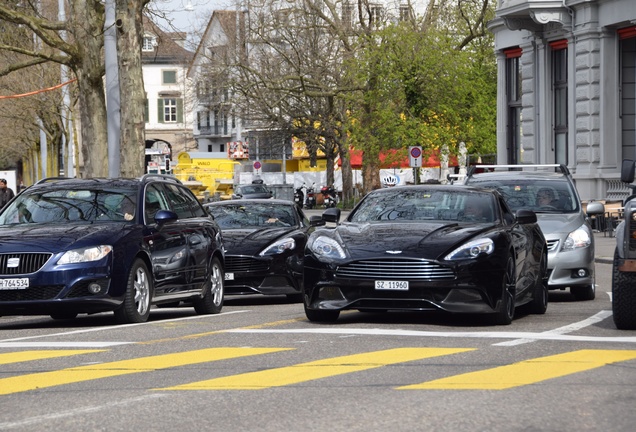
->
(375, 280, 408, 290)
(225, 272, 234, 281)
(0, 278, 30, 289)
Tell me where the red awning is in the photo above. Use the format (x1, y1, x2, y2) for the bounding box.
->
(341, 149, 457, 169)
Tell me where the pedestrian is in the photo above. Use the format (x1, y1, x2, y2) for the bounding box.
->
(0, 179, 15, 209)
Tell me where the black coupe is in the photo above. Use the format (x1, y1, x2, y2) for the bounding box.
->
(303, 185, 548, 325)
(205, 199, 311, 302)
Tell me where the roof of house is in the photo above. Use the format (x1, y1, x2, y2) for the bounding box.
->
(141, 16, 193, 65)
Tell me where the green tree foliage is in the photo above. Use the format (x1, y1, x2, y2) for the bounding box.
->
(345, 2, 497, 171)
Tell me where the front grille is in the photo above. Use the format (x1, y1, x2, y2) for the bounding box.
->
(336, 259, 455, 280)
(546, 239, 560, 252)
(0, 285, 64, 301)
(629, 211, 636, 251)
(0, 253, 52, 275)
(225, 256, 269, 273)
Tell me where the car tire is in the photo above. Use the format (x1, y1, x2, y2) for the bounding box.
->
(529, 251, 548, 314)
(612, 248, 636, 330)
(493, 256, 516, 325)
(193, 256, 224, 315)
(304, 303, 340, 322)
(571, 284, 595, 301)
(114, 259, 152, 324)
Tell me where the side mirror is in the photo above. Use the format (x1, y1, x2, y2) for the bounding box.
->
(154, 209, 178, 225)
(621, 159, 635, 183)
(585, 201, 605, 216)
(309, 215, 326, 227)
(323, 207, 341, 223)
(515, 209, 537, 224)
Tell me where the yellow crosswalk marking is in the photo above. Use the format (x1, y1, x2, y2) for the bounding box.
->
(160, 347, 474, 390)
(0, 347, 291, 396)
(0, 350, 105, 365)
(398, 349, 636, 390)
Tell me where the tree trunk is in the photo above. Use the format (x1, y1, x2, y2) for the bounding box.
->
(70, 1, 108, 178)
(116, 0, 147, 178)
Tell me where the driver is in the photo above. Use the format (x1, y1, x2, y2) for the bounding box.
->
(536, 188, 555, 207)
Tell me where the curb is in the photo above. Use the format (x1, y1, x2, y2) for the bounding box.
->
(595, 257, 613, 265)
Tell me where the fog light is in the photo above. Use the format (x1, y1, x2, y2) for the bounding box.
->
(318, 286, 345, 300)
(576, 269, 587, 278)
(88, 283, 103, 294)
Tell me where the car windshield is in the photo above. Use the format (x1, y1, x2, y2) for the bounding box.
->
(349, 189, 497, 223)
(0, 188, 138, 225)
(468, 179, 579, 213)
(240, 185, 268, 194)
(208, 203, 296, 228)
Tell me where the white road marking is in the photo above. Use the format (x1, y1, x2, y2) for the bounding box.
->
(0, 394, 166, 429)
(224, 317, 636, 344)
(0, 341, 130, 348)
(493, 310, 614, 346)
(0, 310, 249, 343)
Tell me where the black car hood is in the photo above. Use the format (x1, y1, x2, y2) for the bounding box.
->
(222, 227, 296, 255)
(0, 222, 133, 253)
(335, 221, 489, 260)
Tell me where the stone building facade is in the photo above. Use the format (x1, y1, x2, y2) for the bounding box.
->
(489, 0, 636, 201)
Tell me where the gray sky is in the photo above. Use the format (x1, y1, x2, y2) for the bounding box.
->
(151, 0, 234, 34)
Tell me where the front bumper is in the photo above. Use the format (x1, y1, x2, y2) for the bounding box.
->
(303, 257, 507, 314)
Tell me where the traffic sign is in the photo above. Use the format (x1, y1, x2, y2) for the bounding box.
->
(253, 161, 262, 170)
(409, 146, 423, 167)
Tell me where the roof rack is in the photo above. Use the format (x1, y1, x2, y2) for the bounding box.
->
(466, 164, 570, 177)
(140, 174, 183, 184)
(33, 177, 73, 185)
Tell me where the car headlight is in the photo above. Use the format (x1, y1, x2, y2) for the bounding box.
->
(58, 245, 113, 264)
(259, 237, 296, 256)
(309, 236, 347, 260)
(562, 225, 591, 250)
(445, 238, 494, 260)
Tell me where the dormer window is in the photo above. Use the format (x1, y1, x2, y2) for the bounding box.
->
(142, 35, 156, 52)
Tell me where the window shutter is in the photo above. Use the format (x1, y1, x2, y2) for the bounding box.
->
(157, 99, 164, 123)
(177, 98, 183, 123)
(144, 99, 149, 123)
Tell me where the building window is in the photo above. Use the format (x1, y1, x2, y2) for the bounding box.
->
(158, 98, 183, 123)
(342, 2, 354, 28)
(162, 70, 177, 85)
(220, 143, 225, 153)
(552, 41, 568, 165)
(619, 27, 636, 160)
(142, 36, 155, 52)
(369, 4, 383, 26)
(505, 48, 522, 164)
(399, 5, 412, 22)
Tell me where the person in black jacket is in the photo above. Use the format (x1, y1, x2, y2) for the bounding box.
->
(0, 179, 15, 209)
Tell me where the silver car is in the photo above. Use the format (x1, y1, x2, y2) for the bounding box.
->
(464, 165, 604, 300)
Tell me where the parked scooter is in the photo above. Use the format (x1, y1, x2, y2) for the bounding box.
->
(294, 184, 305, 209)
(305, 183, 316, 209)
(321, 185, 338, 208)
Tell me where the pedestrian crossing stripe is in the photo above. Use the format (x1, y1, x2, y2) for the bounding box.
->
(397, 349, 636, 390)
(0, 347, 291, 396)
(158, 347, 475, 391)
(0, 350, 105, 365)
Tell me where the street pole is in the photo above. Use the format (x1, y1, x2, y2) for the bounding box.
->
(104, 0, 121, 177)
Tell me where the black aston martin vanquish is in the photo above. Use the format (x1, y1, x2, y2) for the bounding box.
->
(303, 185, 548, 325)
